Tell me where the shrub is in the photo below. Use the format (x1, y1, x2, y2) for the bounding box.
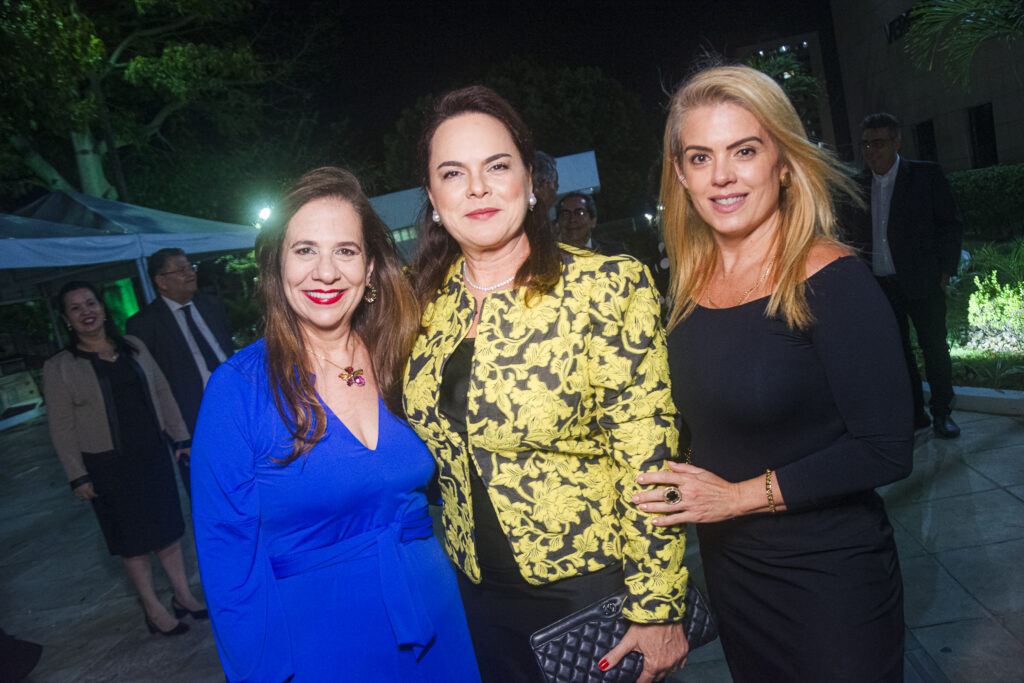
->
(948, 163, 1024, 240)
(966, 271, 1024, 353)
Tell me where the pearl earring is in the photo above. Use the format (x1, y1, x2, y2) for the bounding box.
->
(528, 192, 537, 211)
(432, 209, 441, 224)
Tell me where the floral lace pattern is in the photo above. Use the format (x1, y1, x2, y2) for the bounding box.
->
(403, 248, 688, 622)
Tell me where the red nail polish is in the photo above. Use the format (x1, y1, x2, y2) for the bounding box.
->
(598, 659, 609, 671)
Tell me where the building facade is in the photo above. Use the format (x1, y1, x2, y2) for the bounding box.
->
(831, 0, 1024, 170)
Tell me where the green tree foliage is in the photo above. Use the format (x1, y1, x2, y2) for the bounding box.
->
(968, 270, 1024, 352)
(948, 162, 1024, 239)
(906, 0, 1024, 90)
(745, 50, 824, 140)
(123, 113, 363, 222)
(381, 59, 658, 220)
(0, 0, 267, 202)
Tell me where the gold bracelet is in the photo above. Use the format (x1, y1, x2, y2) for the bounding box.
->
(765, 469, 777, 514)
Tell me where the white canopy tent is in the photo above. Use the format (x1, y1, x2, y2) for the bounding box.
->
(0, 190, 258, 305)
(1, 150, 600, 300)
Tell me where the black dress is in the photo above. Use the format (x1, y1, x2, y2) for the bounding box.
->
(83, 351, 184, 557)
(440, 337, 624, 683)
(667, 257, 913, 682)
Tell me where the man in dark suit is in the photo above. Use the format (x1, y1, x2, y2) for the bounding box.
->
(849, 113, 963, 438)
(127, 248, 234, 488)
(556, 192, 627, 255)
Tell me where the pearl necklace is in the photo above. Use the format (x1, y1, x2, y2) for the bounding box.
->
(706, 258, 775, 308)
(462, 262, 514, 292)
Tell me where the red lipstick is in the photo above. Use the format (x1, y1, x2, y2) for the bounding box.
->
(304, 289, 344, 305)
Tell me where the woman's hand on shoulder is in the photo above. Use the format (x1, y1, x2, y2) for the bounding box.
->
(805, 240, 853, 279)
(73, 481, 97, 501)
(600, 622, 688, 682)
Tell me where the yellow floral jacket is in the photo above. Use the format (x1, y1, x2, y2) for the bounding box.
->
(403, 247, 688, 622)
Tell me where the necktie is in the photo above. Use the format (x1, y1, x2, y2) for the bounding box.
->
(183, 303, 221, 372)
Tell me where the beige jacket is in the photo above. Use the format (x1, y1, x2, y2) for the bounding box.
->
(42, 335, 190, 483)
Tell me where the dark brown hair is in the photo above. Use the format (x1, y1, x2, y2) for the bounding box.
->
(410, 85, 561, 307)
(147, 247, 187, 283)
(57, 281, 136, 357)
(256, 167, 419, 463)
(861, 112, 901, 139)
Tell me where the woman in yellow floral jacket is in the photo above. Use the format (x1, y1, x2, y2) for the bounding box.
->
(404, 85, 690, 682)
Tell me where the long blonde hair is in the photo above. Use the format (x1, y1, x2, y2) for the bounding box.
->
(660, 65, 860, 331)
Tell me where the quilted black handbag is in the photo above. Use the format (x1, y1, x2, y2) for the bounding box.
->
(530, 580, 717, 683)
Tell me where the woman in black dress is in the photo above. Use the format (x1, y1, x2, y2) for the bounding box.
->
(43, 281, 206, 636)
(632, 65, 913, 681)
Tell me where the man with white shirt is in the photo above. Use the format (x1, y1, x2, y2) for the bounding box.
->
(850, 113, 963, 438)
(127, 249, 235, 489)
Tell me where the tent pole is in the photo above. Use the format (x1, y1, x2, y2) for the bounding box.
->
(137, 255, 155, 303)
(43, 284, 64, 353)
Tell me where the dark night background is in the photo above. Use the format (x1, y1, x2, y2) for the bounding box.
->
(318, 0, 836, 136)
(1, 0, 841, 222)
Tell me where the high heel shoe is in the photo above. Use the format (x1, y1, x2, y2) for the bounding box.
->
(144, 612, 189, 636)
(171, 596, 209, 620)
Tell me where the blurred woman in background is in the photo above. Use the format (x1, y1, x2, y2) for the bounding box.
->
(43, 281, 205, 637)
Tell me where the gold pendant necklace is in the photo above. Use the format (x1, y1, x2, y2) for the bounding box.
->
(310, 350, 365, 387)
(706, 258, 775, 308)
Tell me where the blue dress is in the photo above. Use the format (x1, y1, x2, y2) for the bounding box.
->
(191, 341, 480, 683)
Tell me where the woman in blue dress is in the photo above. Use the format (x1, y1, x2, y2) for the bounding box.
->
(191, 167, 480, 682)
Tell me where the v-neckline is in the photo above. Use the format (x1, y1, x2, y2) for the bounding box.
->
(320, 393, 384, 452)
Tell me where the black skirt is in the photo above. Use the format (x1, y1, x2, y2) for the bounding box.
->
(85, 354, 184, 557)
(442, 337, 625, 682)
(458, 464, 625, 683)
(699, 494, 904, 682)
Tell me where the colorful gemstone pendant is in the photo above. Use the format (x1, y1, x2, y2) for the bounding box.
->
(338, 366, 365, 387)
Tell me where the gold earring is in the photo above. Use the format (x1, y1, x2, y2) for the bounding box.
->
(780, 172, 792, 189)
(363, 284, 378, 304)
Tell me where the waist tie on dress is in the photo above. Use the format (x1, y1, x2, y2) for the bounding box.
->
(269, 507, 436, 658)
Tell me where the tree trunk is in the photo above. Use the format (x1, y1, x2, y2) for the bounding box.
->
(70, 129, 117, 199)
(89, 71, 129, 201)
(8, 135, 77, 193)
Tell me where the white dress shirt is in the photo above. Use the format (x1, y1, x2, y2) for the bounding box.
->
(871, 155, 900, 277)
(160, 295, 227, 387)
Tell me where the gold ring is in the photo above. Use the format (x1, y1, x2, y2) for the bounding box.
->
(663, 486, 682, 505)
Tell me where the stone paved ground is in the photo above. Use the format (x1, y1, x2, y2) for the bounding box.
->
(3, 411, 1022, 682)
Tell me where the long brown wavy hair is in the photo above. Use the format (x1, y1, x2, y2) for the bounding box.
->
(410, 85, 561, 308)
(659, 65, 861, 331)
(256, 167, 420, 463)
